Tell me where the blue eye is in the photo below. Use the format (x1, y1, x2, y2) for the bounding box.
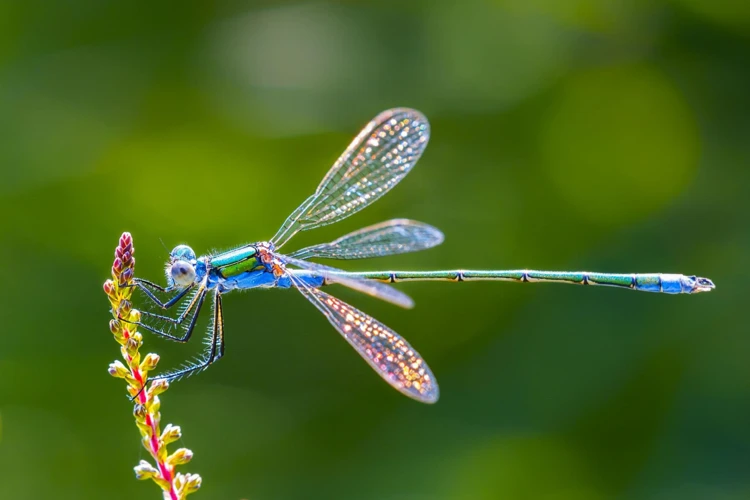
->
(170, 260, 196, 286)
(170, 244, 196, 263)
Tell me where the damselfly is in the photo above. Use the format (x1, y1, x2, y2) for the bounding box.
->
(128, 108, 715, 403)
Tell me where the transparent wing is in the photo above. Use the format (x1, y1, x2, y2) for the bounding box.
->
(287, 271, 439, 404)
(271, 108, 430, 249)
(288, 219, 444, 261)
(280, 254, 414, 309)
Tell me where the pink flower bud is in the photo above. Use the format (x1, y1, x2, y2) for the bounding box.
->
(121, 268, 133, 283)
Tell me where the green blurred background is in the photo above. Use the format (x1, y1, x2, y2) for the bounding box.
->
(0, 0, 747, 498)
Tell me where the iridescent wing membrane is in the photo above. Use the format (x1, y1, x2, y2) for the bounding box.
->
(271, 108, 430, 249)
(270, 108, 440, 401)
(289, 219, 444, 260)
(281, 254, 415, 309)
(288, 272, 439, 403)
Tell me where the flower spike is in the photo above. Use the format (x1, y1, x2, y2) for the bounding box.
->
(105, 232, 202, 499)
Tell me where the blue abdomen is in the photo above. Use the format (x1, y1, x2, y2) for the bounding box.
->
(211, 268, 325, 292)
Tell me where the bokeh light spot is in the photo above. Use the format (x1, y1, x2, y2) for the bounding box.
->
(538, 65, 699, 225)
(425, 1, 572, 112)
(203, 4, 375, 136)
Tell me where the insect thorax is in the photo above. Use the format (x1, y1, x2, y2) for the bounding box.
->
(210, 244, 263, 279)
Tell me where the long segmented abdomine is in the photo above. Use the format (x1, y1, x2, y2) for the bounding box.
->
(336, 270, 715, 294)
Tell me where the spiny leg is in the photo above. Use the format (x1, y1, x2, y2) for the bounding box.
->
(124, 286, 208, 343)
(152, 288, 225, 383)
(139, 284, 204, 326)
(213, 291, 226, 362)
(131, 278, 194, 309)
(134, 277, 169, 291)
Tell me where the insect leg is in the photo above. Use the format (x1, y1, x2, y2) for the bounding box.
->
(131, 278, 193, 309)
(151, 288, 225, 382)
(122, 286, 208, 343)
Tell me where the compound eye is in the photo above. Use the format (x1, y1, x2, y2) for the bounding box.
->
(170, 260, 196, 287)
(170, 244, 196, 263)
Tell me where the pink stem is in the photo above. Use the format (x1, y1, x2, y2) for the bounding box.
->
(127, 339, 179, 500)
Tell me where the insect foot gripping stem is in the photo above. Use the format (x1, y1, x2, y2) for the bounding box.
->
(684, 275, 716, 293)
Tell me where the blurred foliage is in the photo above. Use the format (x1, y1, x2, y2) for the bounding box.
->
(0, 1, 747, 499)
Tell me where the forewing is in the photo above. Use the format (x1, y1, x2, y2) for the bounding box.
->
(271, 109, 430, 248)
(282, 254, 414, 309)
(288, 273, 439, 404)
(288, 219, 444, 260)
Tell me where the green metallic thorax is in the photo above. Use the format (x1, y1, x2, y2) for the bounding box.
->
(210, 245, 262, 278)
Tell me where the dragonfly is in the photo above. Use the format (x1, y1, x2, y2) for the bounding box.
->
(127, 108, 715, 404)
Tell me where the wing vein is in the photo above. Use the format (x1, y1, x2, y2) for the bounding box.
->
(270, 109, 430, 249)
(286, 271, 439, 403)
